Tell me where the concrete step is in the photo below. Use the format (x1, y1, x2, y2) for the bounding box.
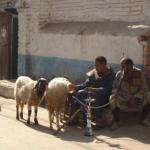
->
(0, 80, 15, 99)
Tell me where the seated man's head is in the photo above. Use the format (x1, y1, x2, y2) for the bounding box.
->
(95, 56, 107, 73)
(120, 57, 133, 73)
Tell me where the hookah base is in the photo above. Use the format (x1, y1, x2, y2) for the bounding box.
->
(84, 127, 94, 136)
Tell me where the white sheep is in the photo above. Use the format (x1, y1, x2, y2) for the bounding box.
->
(14, 76, 48, 125)
(45, 77, 75, 130)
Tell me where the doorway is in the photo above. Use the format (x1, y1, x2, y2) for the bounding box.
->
(0, 9, 18, 79)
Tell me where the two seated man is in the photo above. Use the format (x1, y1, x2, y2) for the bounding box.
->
(70, 56, 150, 129)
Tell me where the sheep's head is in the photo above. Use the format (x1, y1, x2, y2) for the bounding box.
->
(34, 78, 48, 97)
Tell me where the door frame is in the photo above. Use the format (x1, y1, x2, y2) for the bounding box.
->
(5, 8, 18, 79)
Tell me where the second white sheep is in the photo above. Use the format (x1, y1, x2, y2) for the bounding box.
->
(45, 77, 75, 130)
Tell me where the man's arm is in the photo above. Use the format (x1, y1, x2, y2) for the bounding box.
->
(111, 71, 122, 95)
(134, 72, 149, 99)
(86, 71, 115, 96)
(75, 78, 91, 91)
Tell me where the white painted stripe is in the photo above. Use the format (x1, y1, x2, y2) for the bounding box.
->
(26, 33, 143, 65)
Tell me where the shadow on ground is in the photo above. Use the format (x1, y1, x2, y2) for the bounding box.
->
(94, 112, 150, 144)
(21, 112, 150, 146)
(0, 96, 150, 147)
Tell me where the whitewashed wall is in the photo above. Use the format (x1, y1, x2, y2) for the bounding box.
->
(17, 0, 150, 81)
(39, 0, 145, 23)
(31, 32, 143, 65)
(18, 0, 150, 55)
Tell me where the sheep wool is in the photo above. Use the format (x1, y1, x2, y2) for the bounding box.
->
(14, 76, 48, 125)
(45, 77, 73, 130)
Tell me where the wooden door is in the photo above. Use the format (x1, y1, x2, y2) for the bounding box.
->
(0, 11, 11, 79)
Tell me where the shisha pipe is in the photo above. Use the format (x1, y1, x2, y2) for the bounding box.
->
(84, 93, 95, 136)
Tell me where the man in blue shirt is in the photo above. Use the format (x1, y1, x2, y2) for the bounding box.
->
(70, 56, 115, 127)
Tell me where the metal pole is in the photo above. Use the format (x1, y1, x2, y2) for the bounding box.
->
(84, 96, 94, 136)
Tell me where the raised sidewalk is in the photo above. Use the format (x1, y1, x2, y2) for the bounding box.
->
(0, 80, 15, 99)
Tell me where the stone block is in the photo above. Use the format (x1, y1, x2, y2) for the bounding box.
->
(0, 80, 15, 99)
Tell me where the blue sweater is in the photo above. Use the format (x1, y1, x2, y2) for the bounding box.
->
(76, 68, 115, 97)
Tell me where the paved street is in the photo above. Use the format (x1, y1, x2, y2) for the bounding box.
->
(0, 96, 150, 150)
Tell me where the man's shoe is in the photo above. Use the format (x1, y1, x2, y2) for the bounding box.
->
(110, 121, 119, 130)
(141, 119, 150, 126)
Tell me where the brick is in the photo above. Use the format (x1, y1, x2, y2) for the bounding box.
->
(38, 0, 145, 23)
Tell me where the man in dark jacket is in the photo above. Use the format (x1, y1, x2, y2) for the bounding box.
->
(70, 56, 115, 126)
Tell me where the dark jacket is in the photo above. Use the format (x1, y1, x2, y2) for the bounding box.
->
(76, 67, 115, 97)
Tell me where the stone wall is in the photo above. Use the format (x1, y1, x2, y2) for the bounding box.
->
(18, 21, 145, 82)
(39, 0, 146, 23)
(0, 0, 18, 8)
(145, 42, 150, 85)
(0, 0, 10, 8)
(16, 0, 150, 82)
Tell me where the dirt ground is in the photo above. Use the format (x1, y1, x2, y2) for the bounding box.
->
(0, 96, 150, 150)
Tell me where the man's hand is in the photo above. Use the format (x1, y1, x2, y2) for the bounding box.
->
(111, 89, 118, 98)
(111, 93, 118, 99)
(68, 84, 76, 93)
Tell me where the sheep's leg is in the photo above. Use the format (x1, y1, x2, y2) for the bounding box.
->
(60, 112, 66, 123)
(60, 113, 63, 123)
(51, 113, 54, 123)
(63, 99, 70, 120)
(20, 103, 24, 119)
(16, 102, 19, 120)
(34, 106, 39, 125)
(49, 111, 53, 130)
(27, 105, 32, 125)
(56, 111, 60, 130)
